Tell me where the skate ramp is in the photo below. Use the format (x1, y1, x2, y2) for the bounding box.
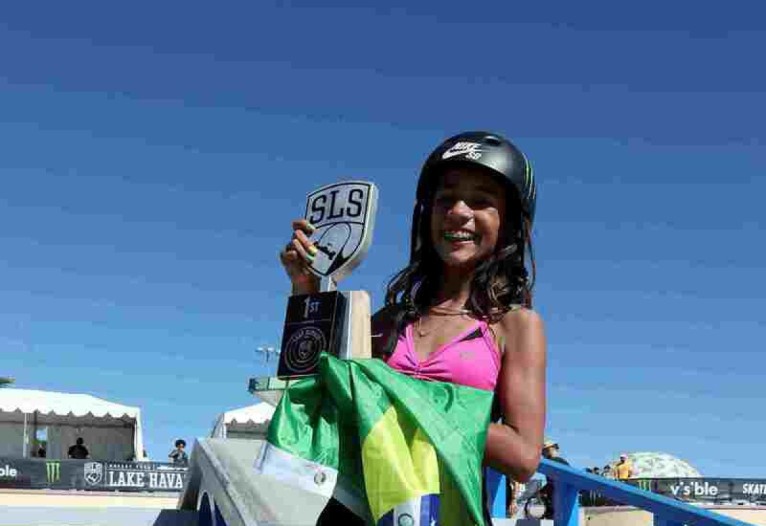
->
(178, 438, 329, 526)
(0, 489, 196, 526)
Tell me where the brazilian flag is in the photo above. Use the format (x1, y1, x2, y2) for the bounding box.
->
(255, 354, 493, 525)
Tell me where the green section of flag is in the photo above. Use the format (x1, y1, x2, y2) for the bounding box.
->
(265, 353, 493, 525)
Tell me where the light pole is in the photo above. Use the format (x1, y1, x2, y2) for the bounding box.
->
(255, 345, 280, 363)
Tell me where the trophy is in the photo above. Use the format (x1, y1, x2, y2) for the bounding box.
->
(250, 181, 378, 404)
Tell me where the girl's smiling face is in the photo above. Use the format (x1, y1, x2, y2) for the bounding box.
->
(429, 166, 506, 270)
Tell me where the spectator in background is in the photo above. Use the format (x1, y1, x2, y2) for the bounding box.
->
(587, 466, 606, 506)
(540, 438, 569, 519)
(598, 464, 617, 506)
(614, 453, 634, 480)
(68, 437, 89, 459)
(168, 439, 188, 466)
(507, 480, 522, 517)
(541, 438, 569, 468)
(582, 469, 594, 506)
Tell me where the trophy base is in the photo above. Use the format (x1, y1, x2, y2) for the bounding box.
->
(338, 290, 371, 361)
(250, 290, 372, 406)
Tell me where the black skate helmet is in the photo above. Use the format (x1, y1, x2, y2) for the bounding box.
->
(410, 131, 536, 259)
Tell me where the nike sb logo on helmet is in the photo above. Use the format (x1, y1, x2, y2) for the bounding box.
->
(441, 141, 483, 161)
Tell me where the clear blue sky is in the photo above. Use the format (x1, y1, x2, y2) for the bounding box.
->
(1, 2, 764, 476)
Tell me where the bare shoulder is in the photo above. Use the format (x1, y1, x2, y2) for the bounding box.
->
(497, 307, 545, 333)
(494, 308, 546, 356)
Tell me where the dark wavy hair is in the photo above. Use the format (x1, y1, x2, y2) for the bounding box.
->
(381, 187, 535, 355)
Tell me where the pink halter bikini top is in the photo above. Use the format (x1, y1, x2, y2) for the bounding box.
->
(384, 320, 501, 392)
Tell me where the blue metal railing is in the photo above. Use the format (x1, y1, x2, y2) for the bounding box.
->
(489, 461, 754, 526)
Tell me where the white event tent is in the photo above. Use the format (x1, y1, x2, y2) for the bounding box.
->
(210, 402, 274, 440)
(0, 388, 145, 461)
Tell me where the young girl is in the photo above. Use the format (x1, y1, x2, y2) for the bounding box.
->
(280, 131, 546, 523)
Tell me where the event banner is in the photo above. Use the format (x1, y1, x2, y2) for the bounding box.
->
(0, 457, 188, 492)
(628, 478, 766, 504)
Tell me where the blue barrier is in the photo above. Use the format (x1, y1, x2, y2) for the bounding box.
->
(489, 460, 754, 526)
(485, 468, 507, 518)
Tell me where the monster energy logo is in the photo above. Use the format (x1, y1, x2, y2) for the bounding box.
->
(45, 461, 61, 484)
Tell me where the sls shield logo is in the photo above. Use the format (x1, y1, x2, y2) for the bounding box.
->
(84, 462, 103, 486)
(304, 181, 378, 283)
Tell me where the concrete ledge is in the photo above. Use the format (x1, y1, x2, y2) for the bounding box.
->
(180, 438, 330, 526)
(583, 505, 766, 526)
(0, 507, 197, 526)
(0, 489, 177, 508)
(0, 489, 191, 526)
